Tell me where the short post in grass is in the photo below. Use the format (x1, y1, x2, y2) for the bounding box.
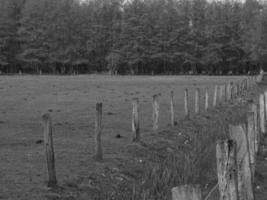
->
(250, 103, 259, 154)
(94, 103, 103, 161)
(152, 94, 159, 131)
(216, 140, 238, 200)
(42, 113, 57, 188)
(172, 185, 202, 200)
(205, 88, 209, 111)
(247, 111, 256, 181)
(184, 89, 189, 118)
(170, 91, 175, 126)
(132, 98, 140, 142)
(259, 94, 265, 135)
(226, 82, 231, 101)
(229, 124, 254, 200)
(236, 81, 240, 96)
(195, 88, 200, 114)
(264, 92, 267, 120)
(219, 85, 223, 103)
(213, 85, 217, 107)
(224, 83, 228, 101)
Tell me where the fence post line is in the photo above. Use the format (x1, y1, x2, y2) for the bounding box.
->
(213, 85, 217, 107)
(195, 88, 200, 114)
(170, 91, 175, 126)
(184, 89, 189, 118)
(205, 88, 209, 111)
(152, 94, 159, 131)
(94, 102, 103, 160)
(247, 111, 256, 181)
(42, 113, 57, 188)
(229, 125, 254, 200)
(172, 185, 202, 200)
(132, 98, 140, 142)
(216, 140, 238, 200)
(259, 94, 265, 136)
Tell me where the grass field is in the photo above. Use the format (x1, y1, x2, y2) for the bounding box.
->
(0, 75, 248, 199)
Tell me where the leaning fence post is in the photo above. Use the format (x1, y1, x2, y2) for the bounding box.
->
(229, 125, 254, 200)
(184, 89, 189, 118)
(259, 94, 265, 135)
(205, 88, 209, 111)
(170, 91, 175, 126)
(172, 185, 202, 200)
(216, 140, 238, 200)
(247, 111, 256, 181)
(94, 103, 103, 160)
(195, 88, 200, 114)
(42, 113, 57, 188)
(213, 85, 218, 107)
(132, 98, 140, 142)
(152, 94, 159, 131)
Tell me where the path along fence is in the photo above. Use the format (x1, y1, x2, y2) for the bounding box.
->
(41, 75, 264, 199)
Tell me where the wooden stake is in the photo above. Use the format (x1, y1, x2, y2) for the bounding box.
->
(205, 88, 209, 111)
(132, 98, 140, 142)
(259, 94, 265, 135)
(264, 92, 267, 121)
(225, 83, 227, 101)
(229, 125, 254, 200)
(227, 82, 231, 101)
(170, 91, 175, 126)
(42, 113, 57, 188)
(172, 185, 202, 200)
(219, 85, 223, 103)
(247, 111, 256, 181)
(195, 88, 200, 114)
(94, 103, 103, 161)
(213, 85, 218, 107)
(152, 94, 159, 131)
(216, 140, 238, 200)
(250, 104, 259, 154)
(184, 89, 189, 118)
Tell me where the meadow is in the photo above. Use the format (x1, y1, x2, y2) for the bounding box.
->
(0, 75, 247, 199)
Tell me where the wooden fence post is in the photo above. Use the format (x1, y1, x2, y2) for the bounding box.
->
(216, 140, 238, 200)
(227, 82, 231, 101)
(42, 113, 57, 188)
(247, 111, 256, 181)
(229, 125, 254, 200)
(236, 81, 240, 96)
(259, 94, 265, 135)
(94, 103, 103, 161)
(219, 85, 223, 103)
(213, 85, 218, 107)
(264, 92, 267, 121)
(170, 91, 175, 126)
(172, 185, 202, 200)
(250, 103, 259, 154)
(184, 89, 189, 118)
(195, 88, 200, 114)
(205, 88, 209, 111)
(225, 83, 228, 101)
(152, 94, 159, 131)
(132, 98, 140, 142)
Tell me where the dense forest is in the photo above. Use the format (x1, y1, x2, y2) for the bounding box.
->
(0, 0, 266, 75)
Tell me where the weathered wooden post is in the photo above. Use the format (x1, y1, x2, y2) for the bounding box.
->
(259, 94, 265, 135)
(236, 81, 240, 96)
(172, 185, 202, 200)
(152, 94, 159, 131)
(229, 125, 254, 200)
(264, 92, 267, 120)
(170, 91, 175, 126)
(247, 111, 256, 181)
(195, 88, 200, 114)
(42, 113, 57, 188)
(205, 88, 209, 111)
(250, 103, 259, 154)
(227, 82, 231, 101)
(219, 85, 223, 103)
(94, 103, 103, 160)
(132, 98, 140, 142)
(184, 89, 189, 118)
(213, 85, 218, 107)
(216, 140, 238, 200)
(225, 83, 228, 101)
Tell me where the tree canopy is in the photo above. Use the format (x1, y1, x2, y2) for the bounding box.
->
(0, 0, 266, 74)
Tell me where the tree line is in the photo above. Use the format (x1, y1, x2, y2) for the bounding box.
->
(0, 0, 266, 75)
